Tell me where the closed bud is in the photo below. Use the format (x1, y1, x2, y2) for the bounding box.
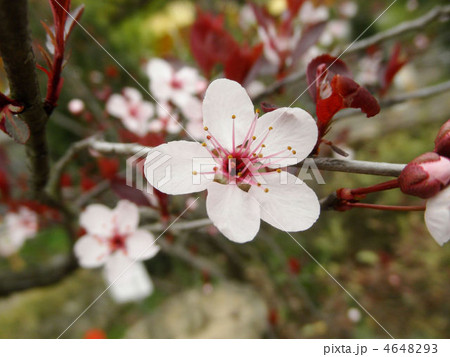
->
(434, 119, 450, 158)
(398, 152, 450, 199)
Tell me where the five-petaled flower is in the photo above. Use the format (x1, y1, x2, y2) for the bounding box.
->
(145, 79, 320, 243)
(74, 200, 159, 303)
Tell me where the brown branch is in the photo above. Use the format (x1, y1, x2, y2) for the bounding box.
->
(0, 0, 50, 198)
(0, 254, 78, 297)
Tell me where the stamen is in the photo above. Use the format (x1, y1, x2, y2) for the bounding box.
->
(292, 150, 296, 154)
(264, 188, 269, 193)
(287, 146, 292, 151)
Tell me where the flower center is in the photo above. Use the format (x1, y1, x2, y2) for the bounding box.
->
(109, 234, 127, 253)
(197, 110, 297, 192)
(170, 77, 183, 90)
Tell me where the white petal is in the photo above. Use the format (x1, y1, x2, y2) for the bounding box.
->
(206, 183, 261, 243)
(144, 141, 217, 195)
(106, 94, 128, 119)
(104, 254, 153, 303)
(137, 101, 155, 121)
(250, 172, 320, 232)
(175, 67, 201, 94)
(179, 96, 202, 121)
(126, 229, 160, 260)
(147, 58, 173, 101)
(113, 200, 139, 236)
(203, 79, 255, 150)
(253, 108, 318, 168)
(425, 187, 450, 246)
(79, 204, 114, 238)
(74, 235, 109, 268)
(123, 87, 143, 105)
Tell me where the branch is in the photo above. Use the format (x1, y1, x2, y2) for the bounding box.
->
(311, 157, 405, 177)
(0, 0, 50, 197)
(0, 254, 78, 297)
(253, 5, 450, 102)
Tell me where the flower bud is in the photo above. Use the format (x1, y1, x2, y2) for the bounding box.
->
(398, 152, 450, 199)
(434, 119, 450, 158)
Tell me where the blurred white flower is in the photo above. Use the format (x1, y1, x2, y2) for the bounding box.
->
(347, 308, 362, 323)
(106, 87, 155, 136)
(0, 207, 38, 257)
(74, 200, 159, 303)
(356, 54, 383, 87)
(68, 98, 85, 115)
(147, 58, 206, 109)
(298, 2, 329, 25)
(320, 20, 350, 47)
(339, 2, 358, 18)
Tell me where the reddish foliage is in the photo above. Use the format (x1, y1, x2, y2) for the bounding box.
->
(190, 9, 236, 78)
(224, 43, 263, 85)
(260, 102, 279, 113)
(60, 173, 72, 187)
(288, 257, 302, 274)
(110, 177, 152, 207)
(268, 308, 279, 326)
(379, 43, 408, 97)
(80, 171, 96, 192)
(97, 157, 119, 180)
(119, 129, 166, 147)
(287, 0, 307, 16)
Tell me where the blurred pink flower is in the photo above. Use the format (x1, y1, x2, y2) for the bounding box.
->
(74, 200, 159, 302)
(106, 87, 155, 136)
(147, 58, 206, 109)
(145, 79, 320, 243)
(0, 207, 38, 257)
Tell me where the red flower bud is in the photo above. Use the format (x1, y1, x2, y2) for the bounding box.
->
(398, 152, 450, 199)
(434, 119, 450, 158)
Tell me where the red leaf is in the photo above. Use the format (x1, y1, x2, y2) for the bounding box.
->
(306, 54, 351, 102)
(190, 9, 237, 78)
(110, 177, 152, 207)
(97, 157, 119, 180)
(224, 43, 263, 85)
(287, 0, 307, 17)
(292, 21, 326, 64)
(379, 43, 407, 97)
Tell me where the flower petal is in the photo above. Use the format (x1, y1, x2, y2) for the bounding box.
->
(250, 172, 320, 232)
(113, 200, 139, 236)
(206, 182, 261, 243)
(425, 187, 450, 246)
(79, 204, 114, 238)
(147, 58, 173, 101)
(123, 87, 143, 105)
(203, 79, 255, 150)
(126, 229, 160, 260)
(74, 235, 109, 268)
(144, 141, 217, 195)
(106, 94, 128, 119)
(253, 108, 318, 168)
(104, 253, 153, 303)
(175, 67, 201, 94)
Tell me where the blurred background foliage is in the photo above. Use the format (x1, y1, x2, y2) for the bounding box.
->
(0, 0, 449, 338)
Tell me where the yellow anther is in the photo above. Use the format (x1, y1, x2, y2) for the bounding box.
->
(228, 155, 233, 159)
(264, 188, 269, 193)
(258, 153, 263, 158)
(276, 169, 281, 173)
(206, 135, 211, 140)
(237, 172, 242, 177)
(256, 109, 260, 114)
(232, 114, 236, 119)
(202, 142, 207, 147)
(252, 153, 257, 157)
(213, 167, 218, 171)
(192, 171, 198, 175)
(262, 144, 266, 148)
(257, 183, 262, 187)
(252, 136, 256, 140)
(292, 150, 297, 154)
(203, 126, 208, 131)
(269, 126, 273, 130)
(287, 146, 292, 150)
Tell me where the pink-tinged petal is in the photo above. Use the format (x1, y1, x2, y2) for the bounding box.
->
(203, 79, 255, 150)
(206, 182, 261, 243)
(171, 90, 192, 109)
(113, 200, 139, 236)
(74, 235, 109, 268)
(147, 59, 173, 101)
(137, 101, 155, 121)
(126, 229, 160, 260)
(144, 141, 217, 195)
(123, 87, 143, 105)
(179, 96, 202, 122)
(250, 172, 320, 232)
(104, 253, 153, 303)
(80, 204, 114, 238)
(175, 67, 202, 94)
(425, 187, 450, 246)
(106, 94, 128, 119)
(254, 108, 318, 167)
